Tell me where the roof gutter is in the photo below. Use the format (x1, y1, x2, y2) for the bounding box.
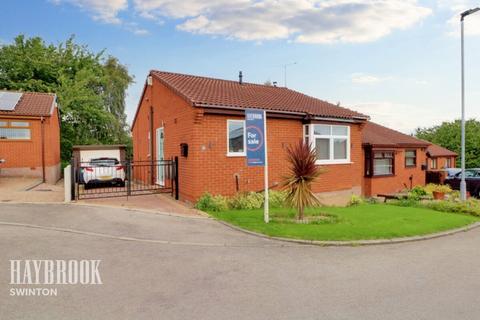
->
(194, 103, 304, 116)
(311, 116, 358, 124)
(194, 103, 367, 123)
(362, 143, 430, 148)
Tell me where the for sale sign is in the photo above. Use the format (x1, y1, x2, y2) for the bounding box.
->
(245, 109, 266, 167)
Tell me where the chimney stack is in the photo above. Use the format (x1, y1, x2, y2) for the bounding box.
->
(239, 71, 243, 85)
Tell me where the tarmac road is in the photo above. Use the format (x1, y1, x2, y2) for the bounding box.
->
(1, 203, 479, 320)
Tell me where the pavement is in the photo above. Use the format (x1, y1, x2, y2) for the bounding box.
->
(78, 193, 202, 217)
(0, 177, 64, 203)
(1, 203, 480, 320)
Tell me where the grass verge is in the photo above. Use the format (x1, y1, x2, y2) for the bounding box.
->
(209, 204, 478, 241)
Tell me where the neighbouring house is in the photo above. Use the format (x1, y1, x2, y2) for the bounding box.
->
(132, 70, 369, 204)
(426, 144, 457, 170)
(362, 122, 429, 196)
(0, 90, 61, 184)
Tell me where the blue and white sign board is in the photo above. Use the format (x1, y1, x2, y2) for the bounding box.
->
(246, 109, 266, 167)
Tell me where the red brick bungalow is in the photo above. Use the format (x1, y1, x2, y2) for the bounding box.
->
(132, 71, 370, 204)
(132, 71, 452, 203)
(426, 144, 457, 170)
(362, 122, 429, 196)
(0, 91, 61, 183)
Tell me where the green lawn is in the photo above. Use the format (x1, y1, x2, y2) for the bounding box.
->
(209, 204, 478, 241)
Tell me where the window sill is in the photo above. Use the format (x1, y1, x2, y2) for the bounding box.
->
(227, 153, 246, 157)
(405, 165, 417, 169)
(0, 139, 32, 142)
(315, 160, 353, 165)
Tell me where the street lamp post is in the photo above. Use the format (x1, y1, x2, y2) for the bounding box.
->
(460, 8, 480, 201)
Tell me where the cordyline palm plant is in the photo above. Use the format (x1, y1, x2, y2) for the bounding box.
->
(283, 140, 322, 220)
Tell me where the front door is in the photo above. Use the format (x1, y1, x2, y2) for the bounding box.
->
(156, 127, 164, 186)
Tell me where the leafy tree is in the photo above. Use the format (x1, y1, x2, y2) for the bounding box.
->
(415, 119, 480, 168)
(0, 35, 133, 161)
(283, 140, 322, 220)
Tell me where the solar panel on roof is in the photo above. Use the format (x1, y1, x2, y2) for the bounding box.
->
(0, 92, 23, 111)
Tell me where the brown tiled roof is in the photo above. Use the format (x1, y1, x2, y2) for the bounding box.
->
(426, 144, 457, 157)
(150, 70, 368, 120)
(0, 91, 56, 117)
(362, 122, 429, 148)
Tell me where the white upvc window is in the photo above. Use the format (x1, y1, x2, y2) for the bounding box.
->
(304, 124, 351, 165)
(227, 120, 246, 157)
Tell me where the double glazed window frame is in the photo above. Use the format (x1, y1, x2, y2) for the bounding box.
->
(365, 149, 395, 177)
(303, 124, 351, 165)
(227, 119, 246, 157)
(405, 149, 417, 168)
(0, 120, 31, 140)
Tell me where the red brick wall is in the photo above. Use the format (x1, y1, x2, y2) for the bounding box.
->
(363, 148, 427, 196)
(44, 108, 61, 167)
(193, 115, 364, 201)
(132, 76, 199, 201)
(132, 77, 365, 203)
(0, 108, 60, 169)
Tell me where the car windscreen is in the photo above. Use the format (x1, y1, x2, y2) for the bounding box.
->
(89, 158, 119, 166)
(455, 170, 479, 178)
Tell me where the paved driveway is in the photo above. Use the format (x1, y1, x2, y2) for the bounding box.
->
(1, 204, 480, 320)
(0, 178, 64, 203)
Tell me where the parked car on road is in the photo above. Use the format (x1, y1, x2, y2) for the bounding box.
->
(82, 158, 126, 190)
(445, 169, 480, 197)
(445, 168, 462, 179)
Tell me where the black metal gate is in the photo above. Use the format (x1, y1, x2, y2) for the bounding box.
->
(71, 157, 178, 200)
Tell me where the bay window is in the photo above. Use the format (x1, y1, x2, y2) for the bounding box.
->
(304, 124, 350, 164)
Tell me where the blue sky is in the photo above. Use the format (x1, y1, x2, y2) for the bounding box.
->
(1, 0, 479, 133)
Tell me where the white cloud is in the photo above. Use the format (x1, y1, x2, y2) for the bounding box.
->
(52, 0, 128, 24)
(132, 0, 432, 43)
(50, 0, 433, 42)
(350, 73, 391, 84)
(352, 101, 455, 133)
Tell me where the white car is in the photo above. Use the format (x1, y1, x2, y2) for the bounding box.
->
(82, 158, 126, 189)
